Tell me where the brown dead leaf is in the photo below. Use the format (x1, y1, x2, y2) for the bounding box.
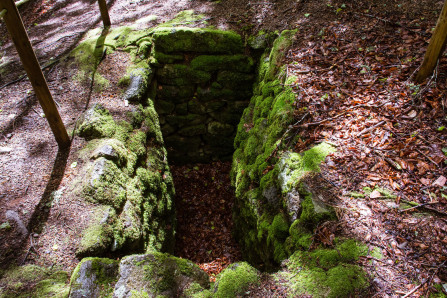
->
(420, 178, 431, 186)
(433, 176, 446, 187)
(370, 190, 382, 198)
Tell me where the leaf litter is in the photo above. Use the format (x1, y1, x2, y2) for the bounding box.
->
(281, 1, 447, 296)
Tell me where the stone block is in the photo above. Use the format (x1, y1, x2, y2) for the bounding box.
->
(152, 27, 243, 54)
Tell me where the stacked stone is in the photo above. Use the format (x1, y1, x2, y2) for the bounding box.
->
(150, 27, 255, 164)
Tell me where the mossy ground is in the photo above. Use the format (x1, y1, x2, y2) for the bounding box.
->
(0, 265, 69, 297)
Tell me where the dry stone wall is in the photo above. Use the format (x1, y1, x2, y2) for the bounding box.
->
(149, 28, 256, 164)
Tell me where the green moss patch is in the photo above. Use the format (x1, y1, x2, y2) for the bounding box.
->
(213, 262, 259, 297)
(0, 265, 69, 298)
(278, 240, 369, 297)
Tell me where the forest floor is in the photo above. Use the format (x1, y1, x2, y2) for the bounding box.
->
(0, 0, 446, 297)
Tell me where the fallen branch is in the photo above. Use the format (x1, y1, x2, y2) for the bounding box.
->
(356, 120, 386, 137)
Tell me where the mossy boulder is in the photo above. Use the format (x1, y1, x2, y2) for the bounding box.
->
(113, 253, 209, 297)
(213, 262, 259, 297)
(0, 265, 69, 297)
(77, 104, 117, 140)
(76, 206, 117, 258)
(151, 27, 243, 54)
(69, 258, 119, 298)
(277, 240, 369, 297)
(82, 158, 127, 209)
(123, 68, 153, 103)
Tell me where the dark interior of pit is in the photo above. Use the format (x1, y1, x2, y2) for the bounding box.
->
(149, 39, 258, 276)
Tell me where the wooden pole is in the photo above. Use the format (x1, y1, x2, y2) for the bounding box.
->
(415, 0, 447, 83)
(0, 0, 70, 147)
(97, 0, 111, 27)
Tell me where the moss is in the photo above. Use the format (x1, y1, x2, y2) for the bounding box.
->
(157, 64, 211, 86)
(126, 130, 147, 160)
(136, 167, 162, 193)
(121, 253, 208, 296)
(76, 207, 117, 257)
(216, 71, 255, 90)
(277, 143, 336, 194)
(151, 27, 243, 54)
(184, 282, 212, 298)
(0, 265, 69, 298)
(82, 158, 127, 208)
(281, 240, 369, 297)
(430, 284, 447, 297)
(77, 104, 117, 140)
(213, 262, 259, 297)
(190, 55, 254, 73)
(69, 257, 118, 297)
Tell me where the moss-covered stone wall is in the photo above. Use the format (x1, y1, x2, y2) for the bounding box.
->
(149, 28, 255, 164)
(73, 102, 175, 258)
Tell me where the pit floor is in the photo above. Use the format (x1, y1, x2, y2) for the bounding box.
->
(171, 161, 241, 280)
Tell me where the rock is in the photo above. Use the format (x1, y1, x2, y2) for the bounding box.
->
(285, 189, 301, 222)
(190, 55, 254, 73)
(213, 262, 259, 297)
(90, 139, 129, 168)
(113, 200, 142, 252)
(69, 258, 119, 298)
(152, 27, 243, 54)
(207, 121, 234, 137)
(123, 68, 153, 103)
(113, 253, 209, 297)
(155, 99, 175, 114)
(77, 104, 117, 140)
(76, 206, 117, 258)
(217, 71, 254, 90)
(84, 158, 127, 208)
(5, 210, 28, 236)
(178, 124, 207, 137)
(157, 84, 195, 102)
(156, 64, 211, 86)
(187, 100, 206, 114)
(165, 135, 201, 153)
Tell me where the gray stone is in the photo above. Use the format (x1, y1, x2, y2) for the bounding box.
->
(123, 68, 153, 103)
(155, 99, 175, 114)
(156, 64, 211, 86)
(207, 121, 234, 136)
(76, 206, 117, 258)
(69, 258, 119, 298)
(90, 139, 129, 168)
(178, 124, 207, 137)
(5, 210, 27, 236)
(113, 200, 142, 251)
(84, 158, 127, 209)
(77, 104, 117, 140)
(157, 85, 195, 103)
(285, 189, 301, 222)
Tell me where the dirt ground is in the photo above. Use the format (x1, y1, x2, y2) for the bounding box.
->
(0, 0, 446, 296)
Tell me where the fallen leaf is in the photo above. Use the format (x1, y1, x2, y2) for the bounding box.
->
(370, 190, 382, 198)
(433, 176, 446, 187)
(420, 178, 431, 185)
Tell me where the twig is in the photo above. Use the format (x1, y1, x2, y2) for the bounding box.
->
(297, 110, 349, 128)
(356, 120, 386, 137)
(399, 201, 439, 213)
(416, 148, 439, 168)
(21, 234, 38, 265)
(402, 279, 426, 298)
